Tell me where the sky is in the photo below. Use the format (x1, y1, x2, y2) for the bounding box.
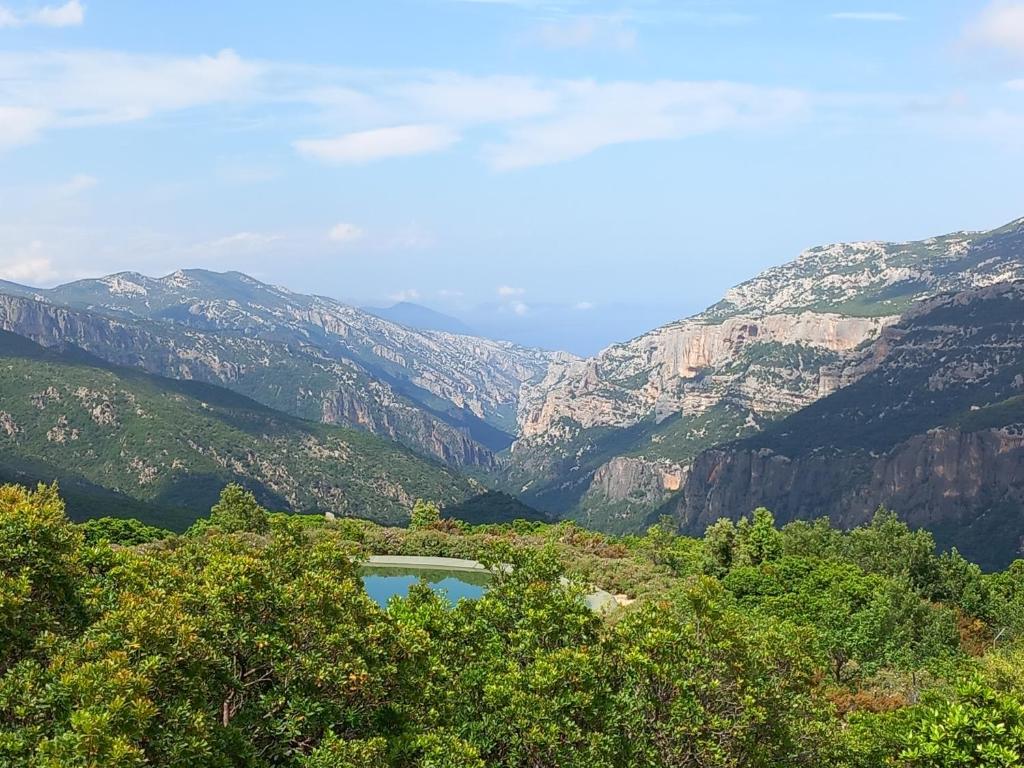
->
(1, 0, 1024, 354)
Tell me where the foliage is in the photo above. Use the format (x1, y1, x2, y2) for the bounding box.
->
(1, 484, 1023, 766)
(900, 679, 1024, 767)
(207, 483, 270, 534)
(78, 517, 173, 546)
(409, 499, 441, 531)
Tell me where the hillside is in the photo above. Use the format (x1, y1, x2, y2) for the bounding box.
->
(509, 217, 1024, 532)
(668, 281, 1024, 569)
(0, 331, 479, 529)
(0, 270, 563, 467)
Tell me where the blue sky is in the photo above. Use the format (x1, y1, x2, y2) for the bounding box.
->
(1, 0, 1023, 352)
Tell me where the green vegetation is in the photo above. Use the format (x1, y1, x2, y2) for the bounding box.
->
(0, 331, 476, 529)
(2, 484, 1023, 766)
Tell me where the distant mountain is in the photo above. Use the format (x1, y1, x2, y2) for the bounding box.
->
(0, 331, 478, 530)
(0, 270, 565, 467)
(365, 302, 477, 336)
(508, 217, 1024, 532)
(669, 282, 1024, 569)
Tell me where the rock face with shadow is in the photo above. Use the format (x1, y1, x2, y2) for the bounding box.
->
(508, 218, 1024, 533)
(667, 282, 1024, 569)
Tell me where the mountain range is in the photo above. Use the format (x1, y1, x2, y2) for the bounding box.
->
(0, 330, 481, 529)
(507, 217, 1024, 540)
(0, 270, 562, 468)
(0, 217, 1022, 562)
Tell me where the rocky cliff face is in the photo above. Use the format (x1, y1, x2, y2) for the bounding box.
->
(668, 281, 1024, 568)
(674, 427, 1024, 568)
(511, 218, 1024, 530)
(0, 270, 562, 467)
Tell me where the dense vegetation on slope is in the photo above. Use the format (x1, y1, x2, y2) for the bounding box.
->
(2, 483, 1023, 766)
(0, 331, 476, 529)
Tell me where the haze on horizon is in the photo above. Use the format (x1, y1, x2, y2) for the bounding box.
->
(1, 0, 1024, 353)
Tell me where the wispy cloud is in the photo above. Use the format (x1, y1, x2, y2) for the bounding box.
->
(0, 0, 84, 29)
(0, 241, 59, 285)
(56, 173, 98, 196)
(295, 124, 460, 164)
(485, 80, 808, 170)
(327, 222, 364, 244)
(1008, 79, 1024, 90)
(201, 232, 284, 252)
(534, 15, 637, 50)
(0, 106, 51, 151)
(966, 1, 1024, 56)
(0, 49, 260, 138)
(830, 12, 907, 22)
(497, 285, 525, 297)
(390, 288, 421, 302)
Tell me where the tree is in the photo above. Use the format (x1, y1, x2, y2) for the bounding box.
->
(701, 517, 737, 577)
(900, 679, 1024, 767)
(206, 484, 269, 534)
(79, 517, 172, 546)
(410, 499, 441, 531)
(0, 483, 86, 673)
(735, 507, 783, 567)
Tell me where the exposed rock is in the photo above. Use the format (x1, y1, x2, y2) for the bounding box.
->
(510, 217, 1024, 530)
(0, 411, 19, 438)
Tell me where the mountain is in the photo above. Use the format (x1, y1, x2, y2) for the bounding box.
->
(509, 217, 1024, 532)
(0, 330, 479, 530)
(667, 281, 1024, 569)
(0, 270, 563, 467)
(365, 301, 477, 336)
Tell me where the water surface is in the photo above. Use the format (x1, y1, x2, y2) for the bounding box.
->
(360, 566, 490, 607)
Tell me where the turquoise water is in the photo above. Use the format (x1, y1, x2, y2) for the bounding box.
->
(360, 566, 489, 607)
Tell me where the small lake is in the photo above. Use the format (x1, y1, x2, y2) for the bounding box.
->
(360, 566, 490, 607)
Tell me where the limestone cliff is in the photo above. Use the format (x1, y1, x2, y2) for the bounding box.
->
(511, 218, 1024, 530)
(668, 281, 1024, 567)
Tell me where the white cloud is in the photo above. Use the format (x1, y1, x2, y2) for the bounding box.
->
(0, 0, 84, 28)
(295, 124, 459, 165)
(437, 288, 464, 298)
(56, 173, 98, 196)
(0, 241, 59, 285)
(967, 2, 1024, 56)
(497, 285, 524, 297)
(486, 80, 808, 170)
(390, 288, 421, 302)
(202, 232, 283, 251)
(395, 74, 558, 124)
(31, 0, 84, 27)
(574, 300, 595, 310)
(830, 12, 907, 22)
(511, 300, 530, 316)
(0, 106, 51, 151)
(535, 16, 637, 50)
(328, 222, 364, 243)
(0, 49, 261, 130)
(1009, 79, 1024, 90)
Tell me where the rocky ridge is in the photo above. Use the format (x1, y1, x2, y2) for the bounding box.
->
(667, 281, 1024, 568)
(511, 218, 1024, 531)
(0, 270, 564, 466)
